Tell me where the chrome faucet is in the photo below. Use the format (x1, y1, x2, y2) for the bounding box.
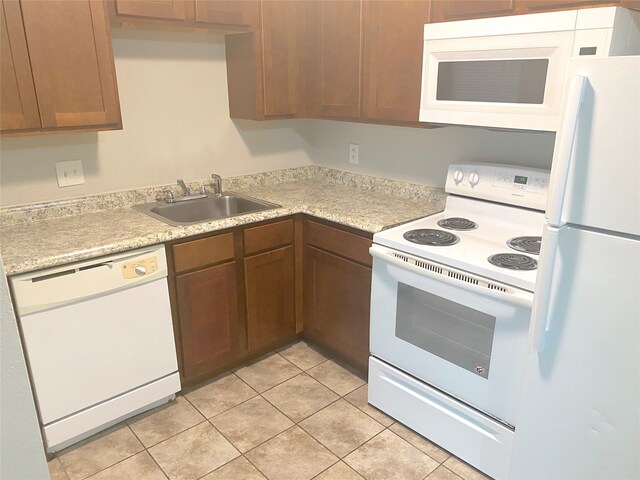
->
(165, 179, 208, 203)
(211, 174, 222, 196)
(177, 179, 190, 196)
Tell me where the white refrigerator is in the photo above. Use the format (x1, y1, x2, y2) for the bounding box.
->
(510, 57, 640, 479)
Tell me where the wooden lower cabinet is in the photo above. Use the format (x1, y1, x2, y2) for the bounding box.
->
(171, 216, 373, 385)
(244, 245, 296, 351)
(303, 222, 372, 372)
(175, 261, 240, 383)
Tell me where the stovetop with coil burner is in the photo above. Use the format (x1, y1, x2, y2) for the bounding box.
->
(373, 163, 550, 292)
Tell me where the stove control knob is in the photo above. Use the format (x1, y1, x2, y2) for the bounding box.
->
(134, 265, 147, 276)
(469, 172, 480, 187)
(453, 169, 464, 184)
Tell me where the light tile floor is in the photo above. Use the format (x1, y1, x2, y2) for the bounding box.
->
(48, 341, 491, 480)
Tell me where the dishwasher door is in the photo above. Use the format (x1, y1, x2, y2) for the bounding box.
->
(11, 245, 179, 450)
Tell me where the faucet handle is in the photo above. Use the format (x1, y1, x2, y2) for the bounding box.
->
(166, 190, 175, 203)
(199, 184, 207, 195)
(211, 173, 222, 195)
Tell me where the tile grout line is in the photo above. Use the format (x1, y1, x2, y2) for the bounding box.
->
(238, 452, 271, 480)
(55, 341, 476, 480)
(309, 457, 343, 480)
(55, 424, 146, 480)
(125, 423, 172, 480)
(294, 397, 385, 459)
(189, 344, 353, 479)
(195, 345, 372, 478)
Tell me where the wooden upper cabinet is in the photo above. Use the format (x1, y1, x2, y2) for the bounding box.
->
(114, 0, 188, 20)
(112, 0, 259, 29)
(226, 0, 300, 119)
(430, 0, 516, 22)
(430, 0, 634, 22)
(261, 0, 299, 116)
(362, 1, 429, 123)
(0, 1, 40, 132)
(313, 0, 363, 119)
(194, 0, 254, 26)
(19, 0, 121, 130)
(519, 0, 625, 11)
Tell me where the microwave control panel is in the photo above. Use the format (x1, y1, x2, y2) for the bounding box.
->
(446, 163, 550, 211)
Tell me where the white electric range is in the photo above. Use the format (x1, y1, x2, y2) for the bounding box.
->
(368, 163, 550, 480)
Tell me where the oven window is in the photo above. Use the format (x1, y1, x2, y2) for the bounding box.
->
(395, 283, 496, 378)
(436, 59, 549, 104)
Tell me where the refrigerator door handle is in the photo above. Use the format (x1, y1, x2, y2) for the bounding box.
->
(546, 75, 587, 227)
(531, 226, 560, 352)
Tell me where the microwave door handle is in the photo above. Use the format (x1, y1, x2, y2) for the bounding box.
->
(530, 226, 560, 352)
(546, 75, 587, 227)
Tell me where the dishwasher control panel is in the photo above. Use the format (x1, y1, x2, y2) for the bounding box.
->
(121, 256, 158, 279)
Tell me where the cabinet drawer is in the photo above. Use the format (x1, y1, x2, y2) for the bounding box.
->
(244, 219, 294, 255)
(172, 233, 234, 273)
(305, 220, 372, 267)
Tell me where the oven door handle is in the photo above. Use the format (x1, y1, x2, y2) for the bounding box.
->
(530, 226, 560, 352)
(370, 245, 533, 308)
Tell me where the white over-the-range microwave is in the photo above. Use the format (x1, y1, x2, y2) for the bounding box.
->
(420, 7, 640, 131)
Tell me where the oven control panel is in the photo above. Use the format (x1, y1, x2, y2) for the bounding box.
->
(445, 163, 550, 211)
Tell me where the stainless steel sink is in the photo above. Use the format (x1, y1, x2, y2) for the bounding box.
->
(133, 192, 282, 226)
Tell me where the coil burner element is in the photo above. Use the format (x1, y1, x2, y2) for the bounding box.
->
(437, 217, 478, 231)
(403, 229, 459, 246)
(488, 253, 538, 270)
(507, 236, 542, 255)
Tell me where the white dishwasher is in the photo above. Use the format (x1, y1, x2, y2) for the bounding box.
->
(10, 245, 180, 453)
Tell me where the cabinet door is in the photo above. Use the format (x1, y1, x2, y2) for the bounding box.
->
(362, 1, 429, 122)
(114, 0, 188, 20)
(194, 0, 254, 26)
(0, 0, 40, 132)
(314, 0, 363, 119)
(304, 246, 371, 371)
(430, 0, 516, 22)
(518, 0, 623, 11)
(20, 0, 121, 129)
(261, 0, 298, 117)
(244, 246, 295, 351)
(176, 262, 239, 382)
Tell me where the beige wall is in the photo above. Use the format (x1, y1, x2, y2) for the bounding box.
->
(0, 29, 556, 208)
(0, 29, 314, 208)
(307, 120, 555, 187)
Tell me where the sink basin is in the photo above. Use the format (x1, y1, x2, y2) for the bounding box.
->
(133, 192, 282, 226)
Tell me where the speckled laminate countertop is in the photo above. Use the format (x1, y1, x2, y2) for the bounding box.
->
(0, 169, 445, 276)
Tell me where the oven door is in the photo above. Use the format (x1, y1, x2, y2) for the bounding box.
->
(369, 244, 533, 426)
(419, 30, 574, 131)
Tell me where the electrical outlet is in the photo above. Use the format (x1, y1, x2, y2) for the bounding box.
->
(349, 144, 359, 165)
(55, 160, 85, 187)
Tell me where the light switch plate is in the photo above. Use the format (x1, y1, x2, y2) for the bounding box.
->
(349, 144, 359, 165)
(55, 160, 85, 187)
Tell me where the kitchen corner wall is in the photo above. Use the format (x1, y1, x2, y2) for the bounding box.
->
(0, 28, 556, 209)
(307, 120, 555, 187)
(0, 29, 314, 208)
